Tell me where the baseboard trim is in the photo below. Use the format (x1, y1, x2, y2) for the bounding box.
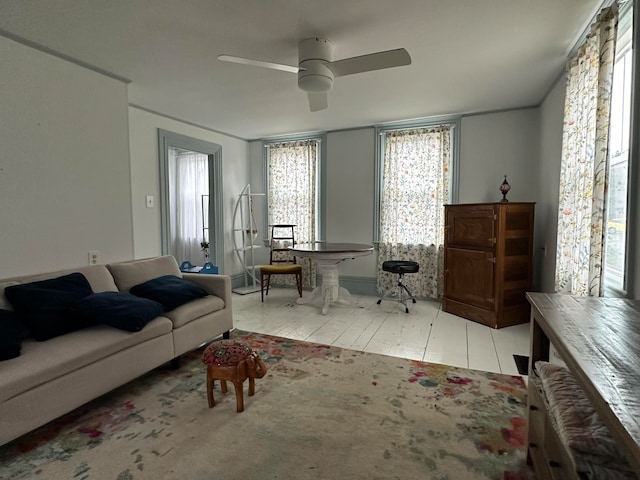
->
(338, 275, 377, 296)
(231, 273, 260, 294)
(230, 273, 378, 297)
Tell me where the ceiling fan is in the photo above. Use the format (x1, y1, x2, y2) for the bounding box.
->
(218, 37, 411, 112)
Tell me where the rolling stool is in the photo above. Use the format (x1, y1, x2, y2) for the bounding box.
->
(377, 260, 420, 313)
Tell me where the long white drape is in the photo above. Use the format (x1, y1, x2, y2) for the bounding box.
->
(168, 148, 209, 264)
(555, 6, 618, 296)
(378, 126, 452, 299)
(267, 140, 318, 288)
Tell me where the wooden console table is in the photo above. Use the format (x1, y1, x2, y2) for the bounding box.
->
(526, 293, 640, 479)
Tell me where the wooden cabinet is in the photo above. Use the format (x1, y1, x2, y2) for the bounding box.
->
(442, 202, 534, 328)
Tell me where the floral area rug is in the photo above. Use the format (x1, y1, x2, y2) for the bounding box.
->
(0, 330, 533, 479)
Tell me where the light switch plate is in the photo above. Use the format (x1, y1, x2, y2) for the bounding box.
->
(146, 195, 155, 208)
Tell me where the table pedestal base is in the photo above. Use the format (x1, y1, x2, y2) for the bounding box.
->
(296, 262, 353, 314)
(290, 242, 374, 315)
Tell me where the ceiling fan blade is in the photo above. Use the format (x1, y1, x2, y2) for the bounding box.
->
(328, 48, 411, 77)
(308, 92, 328, 112)
(217, 54, 299, 74)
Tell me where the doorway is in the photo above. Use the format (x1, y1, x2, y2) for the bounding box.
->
(158, 130, 223, 270)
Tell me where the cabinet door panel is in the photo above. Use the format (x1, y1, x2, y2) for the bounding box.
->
(444, 247, 495, 309)
(446, 205, 496, 248)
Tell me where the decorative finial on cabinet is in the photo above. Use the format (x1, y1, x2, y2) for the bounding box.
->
(499, 175, 511, 202)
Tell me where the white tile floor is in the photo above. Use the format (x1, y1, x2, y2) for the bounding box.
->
(232, 287, 531, 378)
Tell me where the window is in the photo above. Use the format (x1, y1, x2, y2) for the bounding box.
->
(603, 2, 633, 295)
(375, 120, 459, 299)
(264, 137, 324, 288)
(554, 5, 618, 296)
(167, 148, 209, 263)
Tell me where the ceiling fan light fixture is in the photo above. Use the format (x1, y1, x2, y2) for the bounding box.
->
(298, 73, 333, 92)
(218, 36, 411, 112)
(298, 60, 334, 92)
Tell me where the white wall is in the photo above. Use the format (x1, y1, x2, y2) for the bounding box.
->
(128, 107, 249, 274)
(0, 37, 133, 278)
(249, 109, 540, 284)
(536, 79, 566, 292)
(0, 31, 548, 287)
(326, 128, 377, 277)
(459, 109, 540, 204)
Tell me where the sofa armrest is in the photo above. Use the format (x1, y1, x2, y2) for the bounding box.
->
(182, 273, 232, 305)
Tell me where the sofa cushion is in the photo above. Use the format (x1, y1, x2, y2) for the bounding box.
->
(107, 256, 182, 292)
(0, 317, 173, 405)
(0, 310, 22, 360)
(164, 295, 226, 328)
(5, 265, 118, 294)
(71, 292, 164, 332)
(130, 275, 208, 312)
(0, 280, 20, 311)
(4, 273, 94, 341)
(73, 265, 119, 293)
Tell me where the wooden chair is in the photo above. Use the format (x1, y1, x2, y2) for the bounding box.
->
(260, 224, 303, 302)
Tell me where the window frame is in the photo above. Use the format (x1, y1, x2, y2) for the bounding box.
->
(373, 116, 461, 245)
(603, 0, 635, 297)
(624, 0, 640, 298)
(157, 129, 224, 271)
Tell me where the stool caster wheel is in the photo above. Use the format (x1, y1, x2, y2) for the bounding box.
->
(376, 299, 381, 305)
(412, 299, 416, 304)
(405, 307, 409, 313)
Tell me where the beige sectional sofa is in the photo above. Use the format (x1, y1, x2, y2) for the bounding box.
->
(0, 256, 233, 446)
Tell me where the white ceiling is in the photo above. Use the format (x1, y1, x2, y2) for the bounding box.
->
(0, 0, 603, 140)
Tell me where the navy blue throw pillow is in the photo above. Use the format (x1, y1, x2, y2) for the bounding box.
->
(4, 273, 94, 341)
(71, 292, 163, 332)
(0, 309, 23, 360)
(130, 275, 208, 312)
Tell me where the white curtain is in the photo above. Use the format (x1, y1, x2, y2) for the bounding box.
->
(554, 5, 618, 296)
(168, 148, 209, 264)
(378, 126, 452, 299)
(267, 140, 318, 288)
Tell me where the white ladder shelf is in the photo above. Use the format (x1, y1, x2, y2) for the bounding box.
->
(232, 184, 264, 294)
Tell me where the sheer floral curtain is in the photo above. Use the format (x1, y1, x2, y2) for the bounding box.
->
(378, 126, 452, 299)
(555, 5, 618, 296)
(267, 140, 318, 288)
(168, 148, 209, 264)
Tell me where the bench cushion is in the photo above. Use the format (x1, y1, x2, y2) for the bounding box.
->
(536, 361, 635, 475)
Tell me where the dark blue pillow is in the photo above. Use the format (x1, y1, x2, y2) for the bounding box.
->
(130, 275, 208, 312)
(70, 292, 163, 332)
(4, 273, 94, 341)
(0, 310, 23, 360)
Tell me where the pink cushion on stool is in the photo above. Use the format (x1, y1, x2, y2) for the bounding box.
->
(202, 340, 252, 366)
